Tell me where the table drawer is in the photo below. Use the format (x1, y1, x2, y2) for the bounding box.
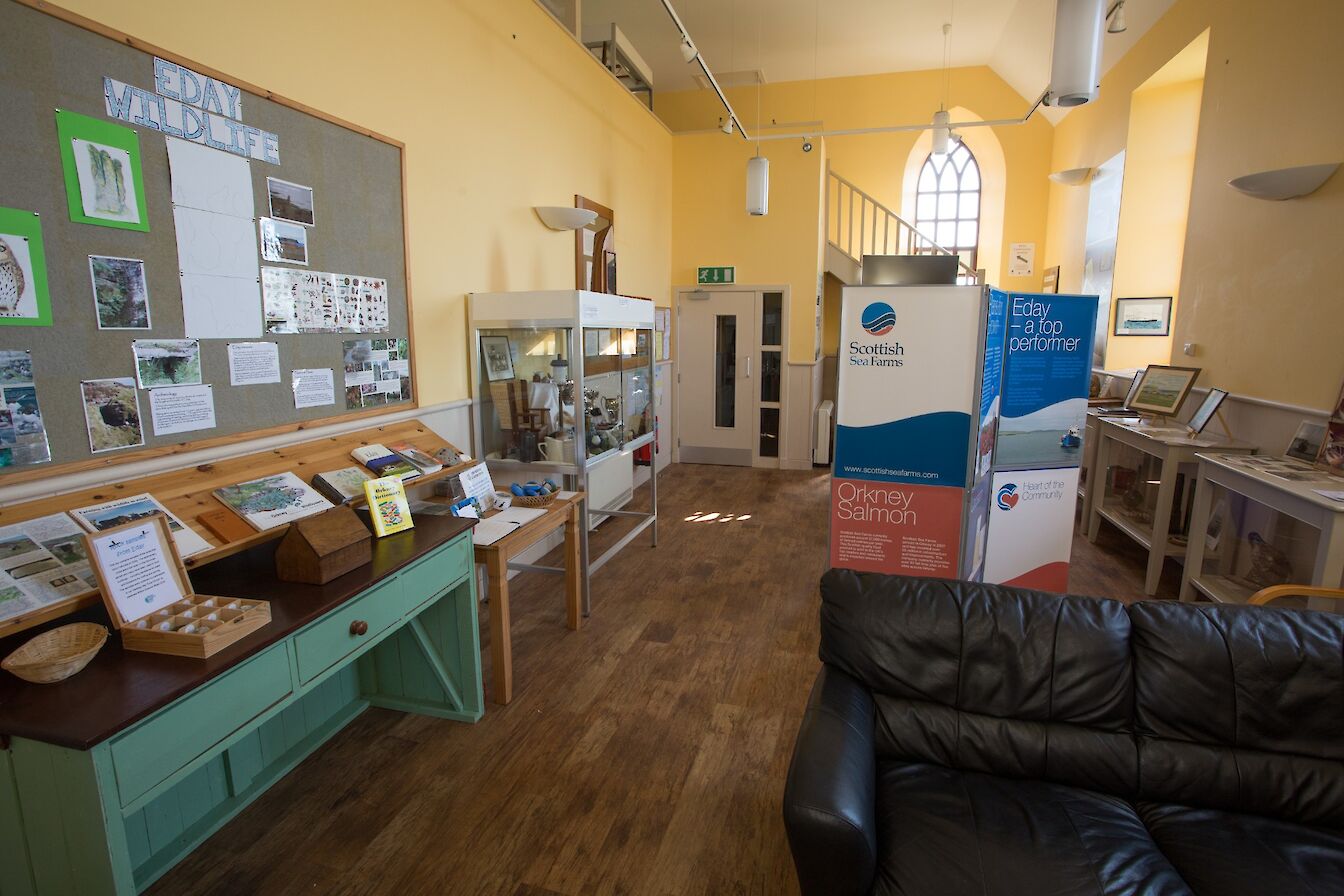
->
(294, 578, 402, 684)
(398, 535, 471, 613)
(110, 643, 292, 808)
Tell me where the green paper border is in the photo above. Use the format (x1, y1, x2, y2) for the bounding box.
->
(55, 109, 150, 233)
(0, 208, 54, 327)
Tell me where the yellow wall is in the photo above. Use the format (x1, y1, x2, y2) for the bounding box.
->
(1106, 77, 1204, 369)
(1044, 0, 1344, 408)
(659, 66, 1055, 294)
(52, 0, 673, 405)
(670, 134, 825, 363)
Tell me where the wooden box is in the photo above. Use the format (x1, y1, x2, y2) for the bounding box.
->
(86, 515, 270, 659)
(274, 505, 372, 585)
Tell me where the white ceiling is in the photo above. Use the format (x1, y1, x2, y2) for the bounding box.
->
(580, 0, 1175, 120)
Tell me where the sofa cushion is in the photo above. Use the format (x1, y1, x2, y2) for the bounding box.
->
(872, 762, 1192, 896)
(1138, 802, 1344, 896)
(819, 570, 1138, 796)
(1128, 601, 1344, 826)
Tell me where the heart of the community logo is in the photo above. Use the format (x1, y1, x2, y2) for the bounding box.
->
(996, 484, 1019, 511)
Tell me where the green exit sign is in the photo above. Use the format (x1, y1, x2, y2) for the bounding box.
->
(697, 266, 735, 284)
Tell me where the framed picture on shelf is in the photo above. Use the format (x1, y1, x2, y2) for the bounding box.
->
(1186, 388, 1228, 434)
(1113, 296, 1173, 336)
(1042, 265, 1060, 294)
(480, 335, 515, 382)
(1285, 420, 1326, 462)
(1317, 419, 1344, 473)
(1129, 364, 1201, 416)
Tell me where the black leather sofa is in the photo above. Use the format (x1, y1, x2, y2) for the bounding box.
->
(783, 570, 1344, 895)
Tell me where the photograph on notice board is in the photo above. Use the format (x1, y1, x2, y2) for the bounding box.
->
(56, 109, 149, 231)
(0, 207, 53, 327)
(259, 217, 309, 265)
(89, 256, 151, 329)
(0, 350, 51, 469)
(80, 377, 144, 453)
(267, 177, 315, 227)
(343, 338, 411, 409)
(132, 339, 201, 389)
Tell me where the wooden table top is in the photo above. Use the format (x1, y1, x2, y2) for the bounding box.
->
(471, 492, 584, 558)
(0, 513, 474, 751)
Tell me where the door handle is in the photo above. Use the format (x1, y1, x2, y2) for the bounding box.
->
(745, 356, 752, 378)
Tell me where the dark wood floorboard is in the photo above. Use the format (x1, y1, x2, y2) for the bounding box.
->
(147, 464, 1170, 895)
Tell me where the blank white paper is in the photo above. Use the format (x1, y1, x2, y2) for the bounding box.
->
(180, 272, 262, 338)
(166, 138, 255, 219)
(173, 206, 260, 280)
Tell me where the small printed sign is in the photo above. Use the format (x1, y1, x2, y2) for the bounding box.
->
(697, 266, 735, 284)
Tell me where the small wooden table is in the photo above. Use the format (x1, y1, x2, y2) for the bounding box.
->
(472, 491, 585, 705)
(1086, 418, 1255, 594)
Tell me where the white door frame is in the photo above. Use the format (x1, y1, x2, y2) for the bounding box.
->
(673, 284, 791, 469)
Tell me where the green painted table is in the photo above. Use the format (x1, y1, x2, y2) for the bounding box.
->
(0, 514, 481, 896)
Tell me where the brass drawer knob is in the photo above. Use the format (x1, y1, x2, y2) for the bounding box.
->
(349, 620, 369, 637)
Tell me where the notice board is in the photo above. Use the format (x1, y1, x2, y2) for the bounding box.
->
(0, 0, 416, 483)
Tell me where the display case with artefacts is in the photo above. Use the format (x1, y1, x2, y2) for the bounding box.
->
(467, 290, 658, 613)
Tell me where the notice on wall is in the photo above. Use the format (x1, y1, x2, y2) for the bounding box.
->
(291, 367, 334, 409)
(994, 293, 1098, 470)
(1009, 242, 1035, 277)
(983, 468, 1080, 592)
(830, 479, 963, 578)
(227, 341, 281, 385)
(148, 384, 216, 436)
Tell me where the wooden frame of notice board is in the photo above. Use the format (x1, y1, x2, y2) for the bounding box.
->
(0, 0, 420, 487)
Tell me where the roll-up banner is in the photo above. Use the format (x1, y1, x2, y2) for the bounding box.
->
(978, 292, 1098, 591)
(994, 293, 1098, 471)
(830, 285, 984, 578)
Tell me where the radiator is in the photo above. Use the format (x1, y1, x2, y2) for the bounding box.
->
(814, 400, 834, 465)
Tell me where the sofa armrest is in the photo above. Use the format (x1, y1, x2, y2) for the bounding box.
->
(783, 665, 878, 896)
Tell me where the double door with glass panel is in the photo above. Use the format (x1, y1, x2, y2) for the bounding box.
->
(677, 289, 784, 467)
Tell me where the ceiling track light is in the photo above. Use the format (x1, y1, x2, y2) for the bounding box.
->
(680, 37, 698, 63)
(1106, 1, 1128, 33)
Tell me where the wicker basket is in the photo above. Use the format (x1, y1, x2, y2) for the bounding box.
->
(512, 491, 558, 509)
(2, 622, 108, 684)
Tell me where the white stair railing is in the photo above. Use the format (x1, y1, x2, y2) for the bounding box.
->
(826, 167, 977, 281)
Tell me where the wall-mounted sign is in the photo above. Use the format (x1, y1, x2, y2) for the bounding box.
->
(1009, 242, 1036, 277)
(697, 266, 735, 284)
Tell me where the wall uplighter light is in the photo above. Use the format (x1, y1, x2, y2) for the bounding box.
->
(1049, 167, 1094, 186)
(534, 206, 598, 231)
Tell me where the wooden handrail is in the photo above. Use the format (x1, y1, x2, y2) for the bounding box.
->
(1250, 585, 1344, 605)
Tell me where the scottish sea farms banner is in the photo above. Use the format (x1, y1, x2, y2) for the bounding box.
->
(830, 285, 982, 578)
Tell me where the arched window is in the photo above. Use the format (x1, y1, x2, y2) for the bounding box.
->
(914, 142, 981, 283)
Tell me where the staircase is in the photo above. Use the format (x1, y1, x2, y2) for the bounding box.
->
(826, 167, 979, 284)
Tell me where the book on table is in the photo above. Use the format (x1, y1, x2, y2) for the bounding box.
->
(364, 475, 414, 537)
(311, 466, 374, 504)
(350, 443, 422, 481)
(387, 441, 444, 474)
(213, 472, 335, 532)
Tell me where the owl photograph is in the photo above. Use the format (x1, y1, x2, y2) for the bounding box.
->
(0, 235, 31, 314)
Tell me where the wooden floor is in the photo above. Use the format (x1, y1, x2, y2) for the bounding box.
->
(148, 464, 1173, 896)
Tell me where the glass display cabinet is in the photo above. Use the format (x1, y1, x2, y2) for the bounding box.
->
(468, 290, 658, 611)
